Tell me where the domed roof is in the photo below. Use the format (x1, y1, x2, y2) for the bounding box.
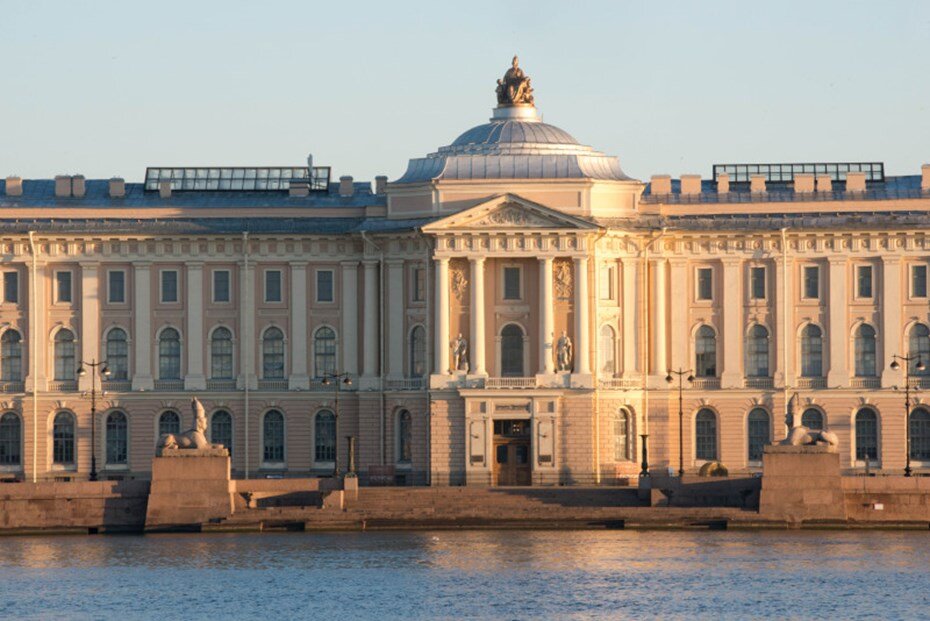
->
(450, 120, 579, 149)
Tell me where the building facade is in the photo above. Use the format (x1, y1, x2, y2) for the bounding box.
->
(2, 60, 930, 485)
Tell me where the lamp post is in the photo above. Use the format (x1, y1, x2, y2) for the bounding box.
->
(321, 372, 352, 477)
(890, 354, 926, 477)
(666, 368, 694, 478)
(639, 433, 649, 477)
(77, 359, 110, 482)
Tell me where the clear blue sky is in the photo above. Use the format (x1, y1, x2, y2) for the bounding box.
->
(2, 0, 929, 183)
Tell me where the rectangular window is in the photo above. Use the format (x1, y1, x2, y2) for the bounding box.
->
(160, 270, 178, 303)
(213, 270, 231, 303)
(3, 272, 17, 304)
(503, 267, 521, 300)
(803, 265, 820, 299)
(696, 267, 713, 301)
(316, 269, 334, 302)
(265, 269, 282, 302)
(108, 270, 126, 304)
(599, 265, 615, 300)
(749, 267, 766, 300)
(913, 265, 928, 298)
(412, 267, 426, 302)
(55, 271, 72, 303)
(856, 265, 873, 299)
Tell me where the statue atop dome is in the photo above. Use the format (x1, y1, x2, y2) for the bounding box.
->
(496, 56, 534, 106)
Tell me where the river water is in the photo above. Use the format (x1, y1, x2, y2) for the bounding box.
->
(0, 530, 927, 620)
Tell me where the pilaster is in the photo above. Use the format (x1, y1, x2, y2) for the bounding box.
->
(433, 257, 450, 378)
(386, 259, 405, 380)
(79, 262, 100, 392)
(360, 260, 380, 390)
(826, 257, 848, 387)
(288, 261, 310, 390)
(881, 256, 903, 387)
(184, 261, 206, 390)
(621, 258, 640, 378)
(572, 256, 592, 386)
(720, 258, 742, 388)
(469, 257, 487, 376)
(341, 261, 359, 377)
(130, 262, 153, 391)
(539, 256, 555, 375)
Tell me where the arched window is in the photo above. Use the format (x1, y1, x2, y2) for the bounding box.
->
(314, 327, 336, 378)
(909, 324, 930, 376)
(314, 410, 336, 463)
(855, 408, 878, 462)
(909, 408, 930, 460)
(54, 329, 76, 381)
(158, 328, 181, 380)
(612, 409, 631, 461)
(409, 326, 426, 378)
(158, 411, 180, 437)
(747, 408, 770, 463)
(695, 409, 717, 461)
(211, 327, 233, 379)
(210, 410, 232, 455)
(1, 330, 23, 382)
(262, 327, 285, 379)
(801, 408, 824, 431)
(106, 329, 129, 380)
(501, 324, 524, 377)
(105, 411, 128, 465)
(745, 325, 770, 378)
(599, 325, 617, 376)
(397, 409, 412, 464)
(0, 412, 21, 466)
(53, 412, 75, 465)
(800, 325, 823, 377)
(695, 326, 717, 377)
(263, 409, 285, 463)
(854, 324, 877, 377)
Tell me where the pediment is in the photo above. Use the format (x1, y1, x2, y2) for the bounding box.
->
(421, 194, 600, 233)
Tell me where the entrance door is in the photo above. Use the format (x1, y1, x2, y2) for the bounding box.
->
(492, 420, 531, 486)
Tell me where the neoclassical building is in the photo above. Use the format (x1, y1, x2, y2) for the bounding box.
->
(2, 59, 930, 485)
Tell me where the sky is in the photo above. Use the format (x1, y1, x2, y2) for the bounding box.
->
(2, 0, 929, 183)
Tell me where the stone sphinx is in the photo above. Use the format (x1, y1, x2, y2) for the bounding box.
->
(156, 397, 226, 455)
(779, 425, 839, 448)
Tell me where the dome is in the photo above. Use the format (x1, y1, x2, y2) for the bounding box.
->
(450, 120, 580, 149)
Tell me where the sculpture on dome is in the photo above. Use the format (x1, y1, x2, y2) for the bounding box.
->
(496, 56, 535, 106)
(156, 397, 226, 455)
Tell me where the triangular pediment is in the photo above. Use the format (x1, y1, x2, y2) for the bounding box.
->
(421, 194, 600, 233)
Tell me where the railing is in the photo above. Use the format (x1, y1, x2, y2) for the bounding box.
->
(101, 380, 132, 392)
(0, 382, 25, 393)
(743, 377, 774, 389)
(48, 380, 78, 392)
(486, 377, 536, 389)
(206, 379, 237, 391)
(796, 377, 826, 389)
(690, 377, 720, 390)
(153, 379, 184, 391)
(384, 378, 425, 391)
(257, 379, 289, 391)
(908, 377, 930, 389)
(850, 377, 881, 389)
(598, 378, 641, 390)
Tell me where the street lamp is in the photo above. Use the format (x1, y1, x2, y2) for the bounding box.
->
(890, 354, 926, 477)
(77, 359, 110, 482)
(666, 368, 694, 478)
(320, 372, 352, 477)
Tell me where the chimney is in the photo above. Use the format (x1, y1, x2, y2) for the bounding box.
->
(159, 180, 172, 199)
(109, 177, 125, 198)
(846, 171, 866, 193)
(71, 175, 86, 198)
(289, 180, 309, 197)
(794, 173, 815, 193)
(4, 176, 22, 197)
(339, 175, 354, 197)
(54, 175, 72, 198)
(375, 175, 388, 195)
(680, 174, 701, 196)
(816, 175, 832, 192)
(650, 175, 671, 196)
(716, 173, 729, 195)
(750, 174, 766, 193)
(923, 164, 930, 191)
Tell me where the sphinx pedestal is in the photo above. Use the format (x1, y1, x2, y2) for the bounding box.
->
(144, 448, 233, 532)
(759, 444, 846, 523)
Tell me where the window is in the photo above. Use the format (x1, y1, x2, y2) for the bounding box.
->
(55, 271, 72, 303)
(53, 412, 75, 465)
(210, 410, 232, 455)
(160, 270, 178, 303)
(745, 325, 770, 378)
(158, 328, 181, 380)
(0, 412, 21, 466)
(913, 265, 928, 298)
(800, 325, 823, 377)
(211, 328, 233, 379)
(1, 330, 22, 382)
(855, 408, 878, 462)
(695, 325, 717, 377)
(3, 272, 18, 304)
(749, 267, 766, 300)
(599, 325, 617, 376)
(409, 326, 426, 378)
(747, 409, 770, 463)
(265, 270, 282, 303)
(854, 324, 877, 377)
(397, 409, 412, 464)
(108, 270, 126, 304)
(695, 409, 717, 461)
(54, 329, 76, 381)
(314, 410, 336, 463)
(696, 268, 713, 301)
(313, 327, 336, 378)
(105, 411, 128, 465)
(213, 270, 230, 303)
(803, 265, 820, 299)
(262, 327, 285, 379)
(503, 267, 521, 300)
(801, 408, 824, 431)
(612, 410, 630, 461)
(412, 267, 426, 302)
(316, 270, 334, 302)
(600, 265, 615, 300)
(856, 265, 873, 298)
(263, 410, 285, 463)
(500, 324, 525, 377)
(106, 329, 129, 380)
(909, 324, 930, 376)
(158, 411, 180, 436)
(910, 409, 930, 460)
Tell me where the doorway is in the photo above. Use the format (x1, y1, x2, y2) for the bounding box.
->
(492, 419, 531, 486)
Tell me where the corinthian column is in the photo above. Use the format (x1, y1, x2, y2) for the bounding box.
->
(539, 257, 555, 374)
(470, 257, 486, 375)
(434, 258, 450, 375)
(573, 257, 591, 375)
(362, 260, 379, 381)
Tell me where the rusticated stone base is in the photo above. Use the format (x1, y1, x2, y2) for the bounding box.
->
(144, 454, 234, 531)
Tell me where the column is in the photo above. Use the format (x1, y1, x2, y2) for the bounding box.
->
(669, 259, 689, 371)
(773, 257, 790, 388)
(881, 256, 903, 387)
(434, 258, 450, 375)
(621, 259, 639, 377)
(341, 262, 359, 377)
(79, 262, 100, 392)
(826, 257, 848, 387)
(386, 259, 405, 379)
(650, 259, 667, 382)
(469, 257, 486, 376)
(539, 257, 555, 374)
(288, 261, 309, 389)
(130, 262, 153, 391)
(720, 259, 742, 388)
(361, 260, 379, 381)
(238, 260, 256, 390)
(184, 262, 206, 390)
(573, 257, 591, 375)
